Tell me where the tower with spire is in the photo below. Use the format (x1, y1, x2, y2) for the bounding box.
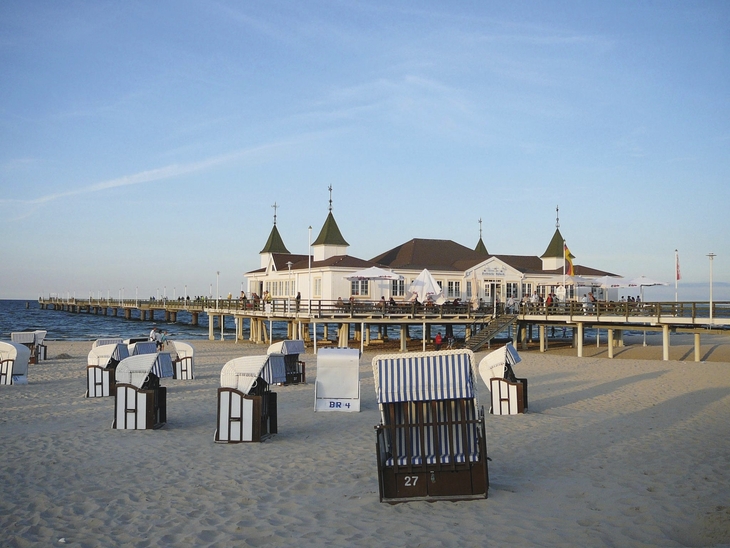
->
(540, 205, 572, 271)
(474, 218, 489, 255)
(259, 202, 290, 268)
(312, 185, 349, 261)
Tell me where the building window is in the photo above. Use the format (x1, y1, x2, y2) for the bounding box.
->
(506, 283, 518, 299)
(447, 281, 460, 298)
(314, 278, 322, 298)
(391, 279, 405, 297)
(466, 281, 472, 298)
(351, 280, 369, 296)
(522, 283, 532, 298)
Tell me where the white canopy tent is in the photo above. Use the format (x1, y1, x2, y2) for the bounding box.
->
(345, 266, 404, 301)
(408, 269, 445, 305)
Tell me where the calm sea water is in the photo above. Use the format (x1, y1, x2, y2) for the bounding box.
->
(0, 299, 231, 341)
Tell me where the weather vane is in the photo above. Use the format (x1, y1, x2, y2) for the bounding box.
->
(328, 185, 333, 212)
(556, 205, 560, 228)
(272, 202, 278, 225)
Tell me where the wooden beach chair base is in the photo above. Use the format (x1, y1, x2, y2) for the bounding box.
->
(173, 357, 194, 380)
(113, 384, 167, 429)
(86, 366, 116, 397)
(489, 378, 528, 415)
(214, 388, 278, 443)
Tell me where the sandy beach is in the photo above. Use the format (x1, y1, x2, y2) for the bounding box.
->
(1, 336, 729, 547)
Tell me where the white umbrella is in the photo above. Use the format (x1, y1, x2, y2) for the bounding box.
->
(627, 275, 668, 288)
(593, 275, 631, 289)
(408, 269, 445, 305)
(345, 266, 404, 281)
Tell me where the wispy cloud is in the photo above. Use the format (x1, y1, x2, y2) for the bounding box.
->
(0, 137, 310, 215)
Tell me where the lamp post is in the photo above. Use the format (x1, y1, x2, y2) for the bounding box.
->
(708, 253, 716, 320)
(308, 226, 312, 315)
(286, 261, 293, 312)
(216, 271, 220, 309)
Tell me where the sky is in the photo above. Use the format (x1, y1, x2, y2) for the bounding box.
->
(1, 1, 728, 302)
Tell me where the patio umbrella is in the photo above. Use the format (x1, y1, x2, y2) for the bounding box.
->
(345, 266, 403, 281)
(408, 269, 445, 305)
(593, 275, 631, 289)
(627, 276, 668, 301)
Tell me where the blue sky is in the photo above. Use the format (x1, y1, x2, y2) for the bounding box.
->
(1, 1, 728, 301)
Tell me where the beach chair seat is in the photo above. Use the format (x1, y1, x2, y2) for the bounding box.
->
(86, 342, 129, 397)
(215, 355, 283, 443)
(0, 341, 31, 385)
(171, 341, 195, 380)
(112, 353, 173, 430)
(373, 349, 488, 503)
(314, 348, 360, 412)
(478, 342, 528, 415)
(267, 340, 306, 384)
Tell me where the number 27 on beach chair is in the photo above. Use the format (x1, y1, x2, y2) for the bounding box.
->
(373, 349, 489, 503)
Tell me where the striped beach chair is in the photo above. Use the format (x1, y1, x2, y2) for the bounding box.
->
(267, 340, 306, 384)
(214, 355, 285, 443)
(11, 330, 47, 363)
(373, 349, 488, 503)
(0, 341, 31, 385)
(86, 342, 129, 397)
(478, 342, 528, 415)
(112, 353, 173, 430)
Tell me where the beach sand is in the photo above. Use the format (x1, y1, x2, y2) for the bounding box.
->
(1, 336, 729, 547)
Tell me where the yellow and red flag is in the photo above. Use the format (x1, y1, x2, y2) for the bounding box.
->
(564, 243, 575, 276)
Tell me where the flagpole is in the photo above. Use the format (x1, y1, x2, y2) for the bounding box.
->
(674, 249, 678, 303)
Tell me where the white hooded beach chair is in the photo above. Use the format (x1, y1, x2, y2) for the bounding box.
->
(93, 338, 123, 348)
(267, 339, 306, 384)
(86, 343, 129, 397)
(314, 348, 361, 412)
(373, 349, 488, 503)
(112, 353, 173, 430)
(11, 330, 47, 363)
(171, 341, 195, 380)
(0, 341, 31, 385)
(215, 355, 284, 443)
(478, 342, 528, 415)
(128, 341, 157, 356)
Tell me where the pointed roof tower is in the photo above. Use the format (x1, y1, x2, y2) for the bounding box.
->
(474, 218, 489, 255)
(260, 202, 290, 268)
(541, 205, 573, 270)
(312, 186, 349, 261)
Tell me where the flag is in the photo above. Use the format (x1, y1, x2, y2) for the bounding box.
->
(675, 251, 681, 281)
(563, 242, 575, 276)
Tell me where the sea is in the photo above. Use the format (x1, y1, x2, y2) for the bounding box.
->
(0, 299, 238, 341)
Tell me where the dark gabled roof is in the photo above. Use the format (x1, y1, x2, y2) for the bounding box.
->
(475, 237, 488, 255)
(246, 254, 374, 275)
(312, 212, 349, 247)
(541, 228, 573, 259)
(260, 225, 290, 254)
(370, 238, 485, 272)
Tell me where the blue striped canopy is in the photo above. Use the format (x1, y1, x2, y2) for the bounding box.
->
(374, 350, 476, 403)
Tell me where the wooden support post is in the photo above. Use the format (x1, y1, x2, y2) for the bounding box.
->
(577, 322, 584, 358)
(208, 313, 215, 340)
(170, 311, 177, 322)
(520, 324, 528, 350)
(399, 324, 407, 352)
(539, 325, 546, 352)
(191, 312, 199, 326)
(124, 309, 132, 320)
(662, 324, 670, 361)
(694, 333, 701, 362)
(608, 329, 614, 359)
(220, 314, 225, 341)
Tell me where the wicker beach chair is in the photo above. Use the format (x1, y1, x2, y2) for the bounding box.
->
(314, 347, 361, 412)
(478, 342, 528, 415)
(373, 349, 489, 503)
(128, 340, 157, 356)
(267, 340, 306, 384)
(0, 341, 31, 385)
(214, 355, 285, 443)
(112, 353, 173, 430)
(86, 342, 129, 397)
(11, 330, 47, 364)
(171, 341, 195, 380)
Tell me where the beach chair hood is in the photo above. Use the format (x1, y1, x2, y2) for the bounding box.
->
(478, 343, 521, 385)
(0, 341, 31, 376)
(267, 340, 305, 356)
(88, 343, 129, 367)
(373, 349, 478, 407)
(220, 355, 284, 393)
(115, 353, 174, 389)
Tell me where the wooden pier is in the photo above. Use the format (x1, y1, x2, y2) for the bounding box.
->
(37, 297, 729, 361)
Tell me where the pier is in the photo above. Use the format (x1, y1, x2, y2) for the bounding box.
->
(38, 297, 730, 361)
